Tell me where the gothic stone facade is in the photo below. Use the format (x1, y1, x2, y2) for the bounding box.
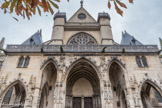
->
(0, 6, 162, 108)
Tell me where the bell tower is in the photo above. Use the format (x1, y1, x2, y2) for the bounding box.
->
(98, 12, 114, 45)
(51, 12, 66, 45)
(51, 1, 115, 45)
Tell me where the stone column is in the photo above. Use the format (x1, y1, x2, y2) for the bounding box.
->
(102, 81, 113, 108)
(30, 88, 41, 108)
(53, 82, 63, 108)
(81, 97, 84, 108)
(53, 68, 65, 108)
(124, 73, 136, 108)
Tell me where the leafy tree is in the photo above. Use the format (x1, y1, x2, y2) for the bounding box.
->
(0, 0, 133, 21)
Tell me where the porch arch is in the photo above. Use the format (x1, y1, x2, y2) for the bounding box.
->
(40, 57, 58, 70)
(39, 60, 57, 108)
(64, 58, 101, 108)
(0, 80, 26, 108)
(109, 62, 127, 108)
(140, 80, 162, 108)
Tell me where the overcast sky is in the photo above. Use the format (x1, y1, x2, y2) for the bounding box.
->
(0, 0, 162, 48)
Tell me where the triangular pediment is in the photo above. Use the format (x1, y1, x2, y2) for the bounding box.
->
(68, 7, 96, 23)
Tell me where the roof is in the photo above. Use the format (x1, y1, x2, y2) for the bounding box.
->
(120, 31, 143, 45)
(22, 30, 43, 45)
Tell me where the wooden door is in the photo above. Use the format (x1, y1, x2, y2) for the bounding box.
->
(84, 97, 93, 108)
(73, 97, 81, 108)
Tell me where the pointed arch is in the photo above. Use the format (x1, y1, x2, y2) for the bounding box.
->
(40, 57, 58, 70)
(139, 79, 162, 96)
(140, 79, 162, 108)
(64, 57, 101, 108)
(39, 57, 58, 108)
(64, 57, 101, 83)
(0, 80, 26, 108)
(107, 56, 126, 71)
(108, 59, 127, 108)
(0, 80, 26, 98)
(107, 57, 126, 80)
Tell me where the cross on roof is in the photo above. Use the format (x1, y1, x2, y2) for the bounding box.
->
(80, 0, 83, 7)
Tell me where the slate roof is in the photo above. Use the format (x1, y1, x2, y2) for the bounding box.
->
(120, 31, 143, 45)
(22, 30, 43, 45)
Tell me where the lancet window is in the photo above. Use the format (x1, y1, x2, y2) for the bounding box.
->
(136, 56, 148, 68)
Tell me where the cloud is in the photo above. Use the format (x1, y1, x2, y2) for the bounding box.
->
(0, 0, 161, 48)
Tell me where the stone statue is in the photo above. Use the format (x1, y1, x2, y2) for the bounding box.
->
(54, 86, 59, 99)
(126, 96, 130, 108)
(104, 91, 108, 100)
(134, 94, 139, 106)
(108, 89, 113, 100)
(28, 95, 33, 106)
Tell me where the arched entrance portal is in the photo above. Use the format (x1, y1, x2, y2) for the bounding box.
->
(1, 81, 26, 108)
(141, 81, 162, 108)
(39, 62, 57, 108)
(109, 62, 127, 108)
(65, 61, 101, 108)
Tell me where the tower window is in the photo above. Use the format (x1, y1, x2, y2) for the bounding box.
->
(136, 56, 148, 68)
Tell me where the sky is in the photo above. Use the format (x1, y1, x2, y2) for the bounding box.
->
(0, 0, 162, 48)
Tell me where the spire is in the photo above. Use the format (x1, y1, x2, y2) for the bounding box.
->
(80, 0, 83, 8)
(0, 37, 5, 49)
(159, 38, 162, 49)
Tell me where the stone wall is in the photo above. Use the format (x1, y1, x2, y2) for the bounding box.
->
(0, 53, 162, 108)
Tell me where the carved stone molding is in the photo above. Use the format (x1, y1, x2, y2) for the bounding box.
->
(29, 75, 36, 93)
(0, 74, 8, 85)
(58, 56, 66, 72)
(6, 45, 159, 53)
(54, 82, 63, 100)
(133, 94, 139, 107)
(138, 77, 162, 92)
(0, 73, 27, 99)
(108, 56, 126, 68)
(40, 56, 58, 70)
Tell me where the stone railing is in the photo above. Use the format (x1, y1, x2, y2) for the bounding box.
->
(6, 45, 159, 53)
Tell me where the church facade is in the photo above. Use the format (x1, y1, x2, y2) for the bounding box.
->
(0, 3, 162, 108)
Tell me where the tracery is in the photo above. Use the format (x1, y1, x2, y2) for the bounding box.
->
(67, 32, 97, 45)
